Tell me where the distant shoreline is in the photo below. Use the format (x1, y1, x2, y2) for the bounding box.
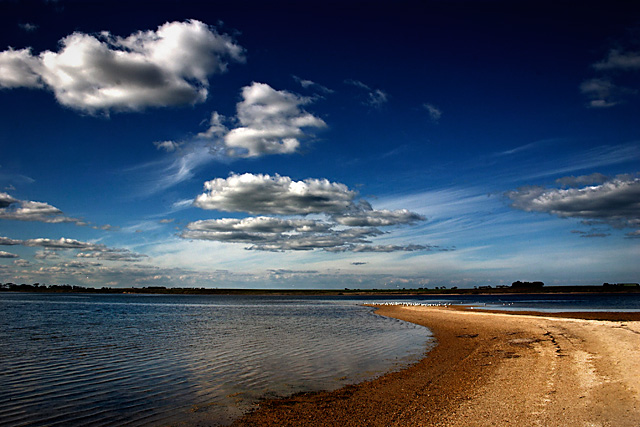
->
(1, 283, 639, 296)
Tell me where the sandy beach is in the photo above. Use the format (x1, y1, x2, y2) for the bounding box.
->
(232, 305, 640, 426)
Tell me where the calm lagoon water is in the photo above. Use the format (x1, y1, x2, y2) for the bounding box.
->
(2, 291, 638, 426)
(0, 293, 432, 426)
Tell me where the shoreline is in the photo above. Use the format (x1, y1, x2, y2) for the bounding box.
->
(232, 306, 640, 426)
(3, 286, 640, 296)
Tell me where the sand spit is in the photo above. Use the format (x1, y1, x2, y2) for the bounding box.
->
(232, 305, 640, 427)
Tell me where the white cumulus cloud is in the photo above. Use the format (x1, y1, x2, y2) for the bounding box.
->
(194, 173, 356, 215)
(0, 20, 245, 112)
(223, 82, 326, 157)
(0, 48, 43, 88)
(185, 173, 430, 252)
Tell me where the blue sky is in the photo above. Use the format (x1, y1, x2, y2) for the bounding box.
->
(0, 0, 638, 289)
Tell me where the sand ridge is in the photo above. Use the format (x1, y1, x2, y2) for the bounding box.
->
(231, 306, 640, 427)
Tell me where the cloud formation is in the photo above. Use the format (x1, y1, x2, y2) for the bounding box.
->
(292, 75, 334, 94)
(571, 230, 610, 238)
(153, 140, 182, 152)
(194, 173, 356, 215)
(0, 236, 146, 262)
(325, 244, 432, 253)
(182, 220, 384, 252)
(556, 173, 609, 187)
(0, 20, 245, 112)
(581, 45, 640, 108)
(23, 237, 103, 250)
(0, 192, 18, 208)
(140, 83, 327, 194)
(185, 173, 429, 252)
(183, 226, 381, 251)
(580, 78, 622, 108)
(222, 82, 326, 157)
(187, 217, 332, 234)
(18, 23, 38, 32)
(345, 79, 389, 109)
(423, 103, 442, 122)
(0, 236, 21, 245)
(0, 250, 18, 258)
(593, 49, 640, 71)
(0, 194, 84, 224)
(0, 193, 113, 229)
(76, 250, 148, 262)
(334, 208, 425, 227)
(506, 174, 640, 233)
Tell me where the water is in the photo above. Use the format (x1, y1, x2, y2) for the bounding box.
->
(3, 291, 638, 426)
(0, 293, 432, 426)
(363, 292, 640, 312)
(466, 292, 640, 312)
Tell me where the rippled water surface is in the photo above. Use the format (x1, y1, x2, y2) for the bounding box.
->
(0, 293, 432, 426)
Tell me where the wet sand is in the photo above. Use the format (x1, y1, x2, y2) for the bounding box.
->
(232, 305, 640, 426)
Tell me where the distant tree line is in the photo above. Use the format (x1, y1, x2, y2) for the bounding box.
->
(0, 283, 174, 293)
(2, 281, 639, 295)
(511, 281, 545, 289)
(1, 283, 104, 293)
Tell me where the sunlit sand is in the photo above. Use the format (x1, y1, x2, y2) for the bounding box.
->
(234, 305, 640, 426)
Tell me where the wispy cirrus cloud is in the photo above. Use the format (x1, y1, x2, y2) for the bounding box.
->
(571, 230, 610, 238)
(345, 79, 389, 109)
(0, 20, 245, 112)
(422, 103, 442, 123)
(292, 75, 334, 94)
(523, 143, 640, 180)
(325, 244, 434, 253)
